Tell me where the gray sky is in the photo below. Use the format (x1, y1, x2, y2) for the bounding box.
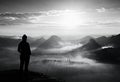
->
(0, 0, 120, 37)
(0, 0, 120, 12)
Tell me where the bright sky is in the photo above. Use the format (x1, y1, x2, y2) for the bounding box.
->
(0, 0, 120, 37)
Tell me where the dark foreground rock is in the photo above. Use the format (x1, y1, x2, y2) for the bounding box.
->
(0, 70, 62, 82)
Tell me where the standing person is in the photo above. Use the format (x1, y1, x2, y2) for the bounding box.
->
(18, 34, 31, 72)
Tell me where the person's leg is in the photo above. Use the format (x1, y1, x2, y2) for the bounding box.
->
(20, 55, 24, 72)
(25, 56, 30, 72)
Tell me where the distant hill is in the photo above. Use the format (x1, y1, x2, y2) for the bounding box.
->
(84, 34, 120, 64)
(110, 34, 120, 48)
(81, 38, 101, 50)
(0, 36, 20, 48)
(94, 34, 120, 48)
(79, 36, 93, 44)
(38, 35, 63, 49)
(95, 36, 110, 46)
(79, 34, 120, 51)
(31, 37, 46, 47)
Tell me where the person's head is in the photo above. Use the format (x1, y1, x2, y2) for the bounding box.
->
(22, 34, 27, 42)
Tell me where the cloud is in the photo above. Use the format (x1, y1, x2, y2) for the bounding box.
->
(0, 10, 86, 25)
(1, 9, 120, 26)
(85, 19, 120, 28)
(42, 10, 86, 16)
(0, 12, 43, 25)
(96, 7, 106, 13)
(4, 17, 18, 21)
(0, 10, 85, 19)
(0, 12, 43, 19)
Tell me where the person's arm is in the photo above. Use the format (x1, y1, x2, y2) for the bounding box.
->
(28, 43, 31, 55)
(18, 43, 21, 53)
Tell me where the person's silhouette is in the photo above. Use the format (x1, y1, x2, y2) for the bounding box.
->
(18, 34, 31, 72)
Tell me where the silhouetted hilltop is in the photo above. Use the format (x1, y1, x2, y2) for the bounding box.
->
(82, 34, 120, 64)
(95, 36, 110, 46)
(31, 37, 46, 47)
(0, 36, 46, 48)
(79, 36, 93, 44)
(38, 35, 63, 49)
(94, 34, 120, 48)
(0, 36, 20, 48)
(79, 34, 120, 51)
(81, 38, 101, 50)
(110, 34, 120, 48)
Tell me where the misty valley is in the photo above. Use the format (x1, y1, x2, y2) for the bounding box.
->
(0, 34, 120, 82)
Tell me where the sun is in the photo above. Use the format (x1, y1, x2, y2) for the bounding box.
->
(62, 13, 79, 26)
(29, 9, 86, 29)
(59, 10, 83, 27)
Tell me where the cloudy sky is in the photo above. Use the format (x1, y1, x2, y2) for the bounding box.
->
(0, 0, 120, 37)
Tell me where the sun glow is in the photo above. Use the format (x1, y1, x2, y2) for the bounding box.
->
(61, 13, 79, 26)
(59, 10, 84, 27)
(29, 10, 86, 29)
